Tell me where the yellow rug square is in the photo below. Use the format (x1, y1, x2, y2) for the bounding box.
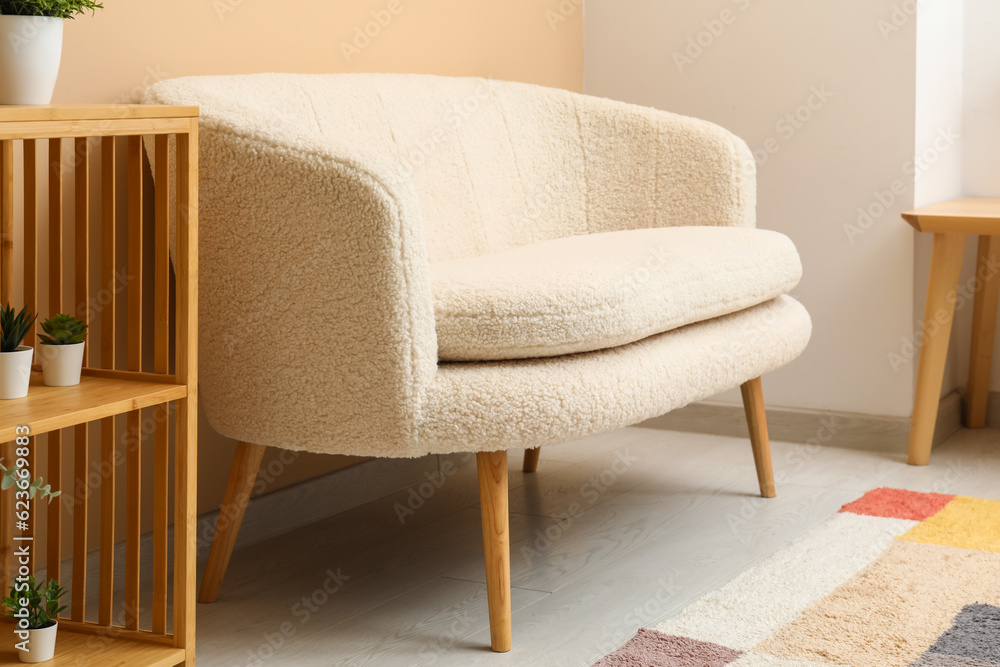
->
(899, 496, 1000, 553)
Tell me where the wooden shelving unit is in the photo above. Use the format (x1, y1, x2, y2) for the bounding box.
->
(0, 106, 198, 665)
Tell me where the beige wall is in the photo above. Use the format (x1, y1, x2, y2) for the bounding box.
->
(52, 0, 583, 513)
(585, 1, 920, 418)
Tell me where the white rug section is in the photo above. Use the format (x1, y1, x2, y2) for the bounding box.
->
(730, 653, 848, 666)
(653, 513, 916, 650)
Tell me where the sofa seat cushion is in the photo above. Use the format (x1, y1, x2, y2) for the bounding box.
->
(431, 226, 802, 361)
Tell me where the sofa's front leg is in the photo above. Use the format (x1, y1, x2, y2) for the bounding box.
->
(740, 377, 776, 498)
(476, 450, 512, 652)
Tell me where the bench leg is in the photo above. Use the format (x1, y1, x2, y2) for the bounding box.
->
(198, 440, 267, 603)
(477, 450, 512, 652)
(523, 447, 541, 473)
(967, 235, 1000, 428)
(909, 233, 967, 465)
(741, 377, 776, 498)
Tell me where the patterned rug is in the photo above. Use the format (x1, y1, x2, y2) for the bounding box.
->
(595, 488, 1000, 666)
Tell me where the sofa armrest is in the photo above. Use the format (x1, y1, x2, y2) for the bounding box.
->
(193, 126, 438, 452)
(575, 94, 757, 231)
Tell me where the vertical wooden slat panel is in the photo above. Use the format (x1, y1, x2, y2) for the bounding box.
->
(152, 133, 171, 634)
(47, 138, 63, 589)
(125, 135, 143, 630)
(97, 136, 116, 626)
(174, 127, 198, 653)
(0, 140, 14, 602)
(71, 137, 90, 622)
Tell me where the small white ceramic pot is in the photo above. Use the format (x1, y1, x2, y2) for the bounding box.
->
(0, 16, 63, 105)
(19, 621, 57, 663)
(0, 346, 33, 399)
(38, 342, 84, 387)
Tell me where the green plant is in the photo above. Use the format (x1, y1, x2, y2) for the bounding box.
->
(37, 313, 87, 346)
(0, 304, 36, 353)
(4, 576, 66, 630)
(0, 0, 102, 18)
(0, 459, 59, 503)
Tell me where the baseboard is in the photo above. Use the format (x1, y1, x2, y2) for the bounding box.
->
(639, 391, 963, 453)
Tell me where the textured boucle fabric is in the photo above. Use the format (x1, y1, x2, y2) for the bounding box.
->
(432, 226, 801, 360)
(143, 73, 809, 457)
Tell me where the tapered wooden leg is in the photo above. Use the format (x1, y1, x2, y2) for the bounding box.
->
(740, 377, 775, 498)
(909, 233, 967, 465)
(198, 441, 267, 603)
(523, 447, 541, 473)
(477, 450, 511, 652)
(967, 235, 1000, 428)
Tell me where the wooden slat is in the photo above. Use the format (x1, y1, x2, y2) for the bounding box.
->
(0, 140, 13, 301)
(25, 435, 35, 576)
(152, 133, 170, 635)
(47, 138, 63, 591)
(98, 417, 114, 625)
(173, 127, 198, 653)
(24, 139, 37, 344)
(0, 104, 198, 122)
(125, 135, 143, 630)
(0, 117, 193, 141)
(101, 136, 115, 368)
(47, 430, 62, 586)
(52, 619, 176, 646)
(0, 141, 13, 604)
(82, 368, 177, 384)
(23, 141, 38, 578)
(71, 137, 90, 622)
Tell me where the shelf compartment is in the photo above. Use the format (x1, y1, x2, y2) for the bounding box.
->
(0, 372, 186, 441)
(0, 626, 185, 666)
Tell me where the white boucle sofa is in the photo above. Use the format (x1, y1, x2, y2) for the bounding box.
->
(144, 73, 811, 653)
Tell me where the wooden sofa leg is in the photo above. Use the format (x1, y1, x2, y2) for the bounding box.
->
(198, 441, 268, 604)
(740, 377, 776, 498)
(523, 447, 541, 473)
(477, 451, 512, 652)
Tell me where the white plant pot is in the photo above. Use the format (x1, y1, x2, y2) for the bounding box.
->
(38, 342, 84, 387)
(0, 16, 63, 105)
(0, 346, 33, 399)
(19, 621, 57, 663)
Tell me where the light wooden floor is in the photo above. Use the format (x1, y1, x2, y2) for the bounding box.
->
(194, 426, 1000, 667)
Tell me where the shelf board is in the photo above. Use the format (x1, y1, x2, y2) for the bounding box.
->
(0, 373, 186, 440)
(0, 104, 198, 122)
(0, 627, 185, 666)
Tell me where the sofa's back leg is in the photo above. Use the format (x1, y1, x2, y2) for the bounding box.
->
(477, 450, 512, 652)
(198, 440, 268, 603)
(740, 377, 776, 498)
(523, 447, 541, 473)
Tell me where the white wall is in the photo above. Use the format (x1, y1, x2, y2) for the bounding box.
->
(585, 1, 920, 416)
(961, 0, 1000, 387)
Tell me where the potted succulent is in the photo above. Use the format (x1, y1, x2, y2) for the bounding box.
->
(0, 0, 103, 105)
(0, 305, 36, 399)
(36, 314, 86, 387)
(4, 576, 66, 663)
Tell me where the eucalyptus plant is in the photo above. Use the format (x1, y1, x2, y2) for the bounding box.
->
(0, 304, 36, 353)
(0, 460, 60, 502)
(4, 576, 66, 630)
(38, 314, 87, 346)
(0, 0, 103, 18)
